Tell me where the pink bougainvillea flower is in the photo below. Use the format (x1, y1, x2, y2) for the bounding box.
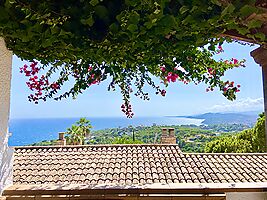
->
(233, 58, 238, 64)
(88, 66, 93, 71)
(25, 71, 31, 76)
(160, 66, 166, 72)
(161, 89, 166, 96)
(51, 82, 59, 90)
(166, 72, 178, 83)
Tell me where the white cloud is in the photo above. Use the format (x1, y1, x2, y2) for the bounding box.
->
(209, 97, 264, 113)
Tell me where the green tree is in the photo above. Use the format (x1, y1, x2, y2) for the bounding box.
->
(76, 118, 93, 140)
(205, 136, 253, 153)
(252, 113, 266, 152)
(205, 114, 266, 153)
(112, 136, 143, 144)
(65, 118, 92, 145)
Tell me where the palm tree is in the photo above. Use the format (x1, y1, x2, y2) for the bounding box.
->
(65, 118, 92, 145)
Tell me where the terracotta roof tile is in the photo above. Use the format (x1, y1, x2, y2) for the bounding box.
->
(13, 144, 267, 186)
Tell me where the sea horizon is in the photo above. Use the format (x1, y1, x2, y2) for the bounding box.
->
(8, 116, 204, 146)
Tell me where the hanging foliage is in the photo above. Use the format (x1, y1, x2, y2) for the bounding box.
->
(0, 0, 265, 117)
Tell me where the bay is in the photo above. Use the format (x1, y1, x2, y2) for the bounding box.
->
(8, 117, 203, 146)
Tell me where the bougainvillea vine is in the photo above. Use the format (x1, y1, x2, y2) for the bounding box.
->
(1, 0, 260, 117)
(20, 44, 245, 117)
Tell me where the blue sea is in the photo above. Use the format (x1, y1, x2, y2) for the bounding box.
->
(8, 117, 203, 146)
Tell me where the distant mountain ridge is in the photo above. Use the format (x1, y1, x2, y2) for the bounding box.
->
(184, 111, 261, 126)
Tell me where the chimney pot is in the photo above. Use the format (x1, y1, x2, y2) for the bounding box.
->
(59, 132, 65, 140)
(161, 128, 168, 137)
(169, 128, 175, 137)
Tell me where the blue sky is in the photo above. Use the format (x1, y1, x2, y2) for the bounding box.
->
(10, 42, 264, 118)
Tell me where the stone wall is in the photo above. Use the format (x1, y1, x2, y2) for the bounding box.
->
(0, 37, 13, 195)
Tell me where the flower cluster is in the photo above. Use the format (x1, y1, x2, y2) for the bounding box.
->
(121, 103, 134, 118)
(19, 47, 245, 117)
(205, 56, 244, 95)
(208, 67, 216, 75)
(88, 65, 101, 86)
(160, 89, 166, 97)
(20, 62, 60, 103)
(216, 45, 224, 54)
(156, 89, 167, 97)
(160, 66, 189, 84)
(224, 58, 245, 66)
(20, 62, 39, 76)
(166, 72, 179, 83)
(207, 67, 217, 79)
(205, 81, 240, 94)
(223, 81, 240, 94)
(206, 78, 241, 94)
(160, 66, 179, 83)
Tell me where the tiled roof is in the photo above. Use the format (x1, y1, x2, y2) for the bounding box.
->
(13, 144, 267, 186)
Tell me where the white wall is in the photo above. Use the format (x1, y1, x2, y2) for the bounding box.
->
(0, 37, 13, 195)
(227, 192, 267, 200)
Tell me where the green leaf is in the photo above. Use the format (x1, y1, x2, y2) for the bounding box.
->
(0, 8, 9, 21)
(21, 35, 31, 42)
(254, 32, 266, 41)
(81, 16, 95, 26)
(127, 24, 138, 33)
(190, 6, 198, 13)
(154, 9, 161, 15)
(247, 19, 263, 29)
(90, 0, 99, 6)
(160, 15, 177, 27)
(50, 27, 60, 35)
(179, 6, 189, 14)
(237, 27, 249, 35)
(42, 39, 53, 48)
(94, 5, 108, 19)
(144, 21, 153, 29)
(20, 19, 30, 26)
(182, 15, 194, 25)
(221, 4, 235, 17)
(129, 12, 140, 25)
(125, 0, 139, 7)
(109, 23, 119, 34)
(210, 0, 221, 6)
(239, 5, 258, 18)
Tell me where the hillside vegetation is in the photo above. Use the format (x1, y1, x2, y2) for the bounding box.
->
(32, 123, 250, 153)
(205, 114, 265, 153)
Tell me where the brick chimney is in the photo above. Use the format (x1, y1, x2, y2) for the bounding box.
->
(56, 132, 66, 146)
(161, 128, 168, 137)
(169, 128, 175, 137)
(161, 128, 176, 144)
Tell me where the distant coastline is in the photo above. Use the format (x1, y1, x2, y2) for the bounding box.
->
(9, 112, 260, 146)
(174, 111, 260, 126)
(9, 116, 203, 146)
